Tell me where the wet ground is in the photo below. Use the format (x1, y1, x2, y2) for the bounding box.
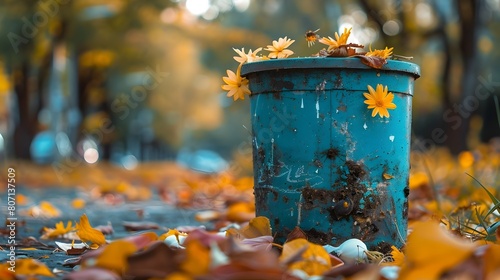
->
(0, 185, 203, 279)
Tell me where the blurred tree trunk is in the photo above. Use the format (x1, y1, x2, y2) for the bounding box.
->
(443, 0, 483, 154)
(12, 62, 37, 159)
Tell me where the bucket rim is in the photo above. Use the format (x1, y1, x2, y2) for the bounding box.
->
(241, 57, 420, 79)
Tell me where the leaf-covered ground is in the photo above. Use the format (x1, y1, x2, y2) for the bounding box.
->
(1, 145, 500, 280)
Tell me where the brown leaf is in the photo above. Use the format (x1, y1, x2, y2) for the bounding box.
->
(126, 241, 179, 278)
(67, 246, 88, 255)
(496, 226, 500, 243)
(122, 221, 160, 231)
(229, 247, 282, 270)
(439, 256, 483, 280)
(322, 263, 371, 277)
(325, 44, 364, 57)
(480, 244, 500, 276)
(183, 228, 226, 248)
(204, 263, 299, 280)
(286, 227, 308, 242)
(123, 231, 158, 249)
(63, 268, 120, 280)
(240, 236, 274, 251)
(63, 257, 83, 268)
(355, 55, 387, 69)
(18, 237, 53, 250)
(94, 222, 114, 235)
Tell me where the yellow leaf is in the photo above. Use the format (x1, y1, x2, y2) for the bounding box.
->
(15, 258, 54, 277)
(28, 201, 61, 218)
(280, 238, 331, 276)
(399, 221, 478, 280)
(409, 172, 429, 190)
(71, 198, 86, 209)
(40, 201, 61, 217)
(240, 216, 272, 238)
(180, 239, 210, 276)
(42, 221, 74, 239)
(93, 240, 137, 274)
(75, 214, 106, 246)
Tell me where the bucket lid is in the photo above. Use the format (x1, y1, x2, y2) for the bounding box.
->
(241, 57, 420, 79)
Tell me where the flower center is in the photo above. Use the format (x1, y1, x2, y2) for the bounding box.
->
(375, 100, 384, 107)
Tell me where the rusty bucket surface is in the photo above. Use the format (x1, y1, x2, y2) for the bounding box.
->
(241, 57, 420, 249)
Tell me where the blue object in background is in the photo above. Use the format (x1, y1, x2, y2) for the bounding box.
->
(176, 148, 228, 174)
(30, 131, 57, 164)
(242, 57, 420, 249)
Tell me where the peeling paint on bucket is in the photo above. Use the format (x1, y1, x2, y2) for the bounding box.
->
(241, 57, 420, 249)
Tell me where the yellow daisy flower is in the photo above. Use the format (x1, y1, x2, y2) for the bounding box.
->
(365, 46, 394, 59)
(318, 27, 352, 51)
(221, 64, 251, 101)
(363, 84, 397, 118)
(233, 48, 263, 64)
(265, 36, 295, 59)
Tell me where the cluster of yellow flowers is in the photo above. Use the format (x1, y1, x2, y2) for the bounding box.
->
(221, 28, 397, 118)
(222, 36, 296, 101)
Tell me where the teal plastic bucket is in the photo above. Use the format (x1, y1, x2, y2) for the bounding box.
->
(241, 57, 420, 249)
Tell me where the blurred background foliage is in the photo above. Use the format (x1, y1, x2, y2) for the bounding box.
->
(0, 0, 498, 170)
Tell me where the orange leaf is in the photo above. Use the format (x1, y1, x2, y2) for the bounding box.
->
(93, 240, 137, 274)
(15, 258, 54, 277)
(226, 201, 255, 222)
(280, 238, 331, 276)
(75, 214, 106, 246)
(42, 220, 74, 239)
(380, 245, 405, 267)
(482, 244, 500, 276)
(159, 229, 188, 248)
(399, 221, 478, 279)
(240, 216, 272, 238)
(17, 194, 28, 205)
(180, 239, 210, 276)
(71, 198, 86, 209)
(0, 263, 15, 280)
